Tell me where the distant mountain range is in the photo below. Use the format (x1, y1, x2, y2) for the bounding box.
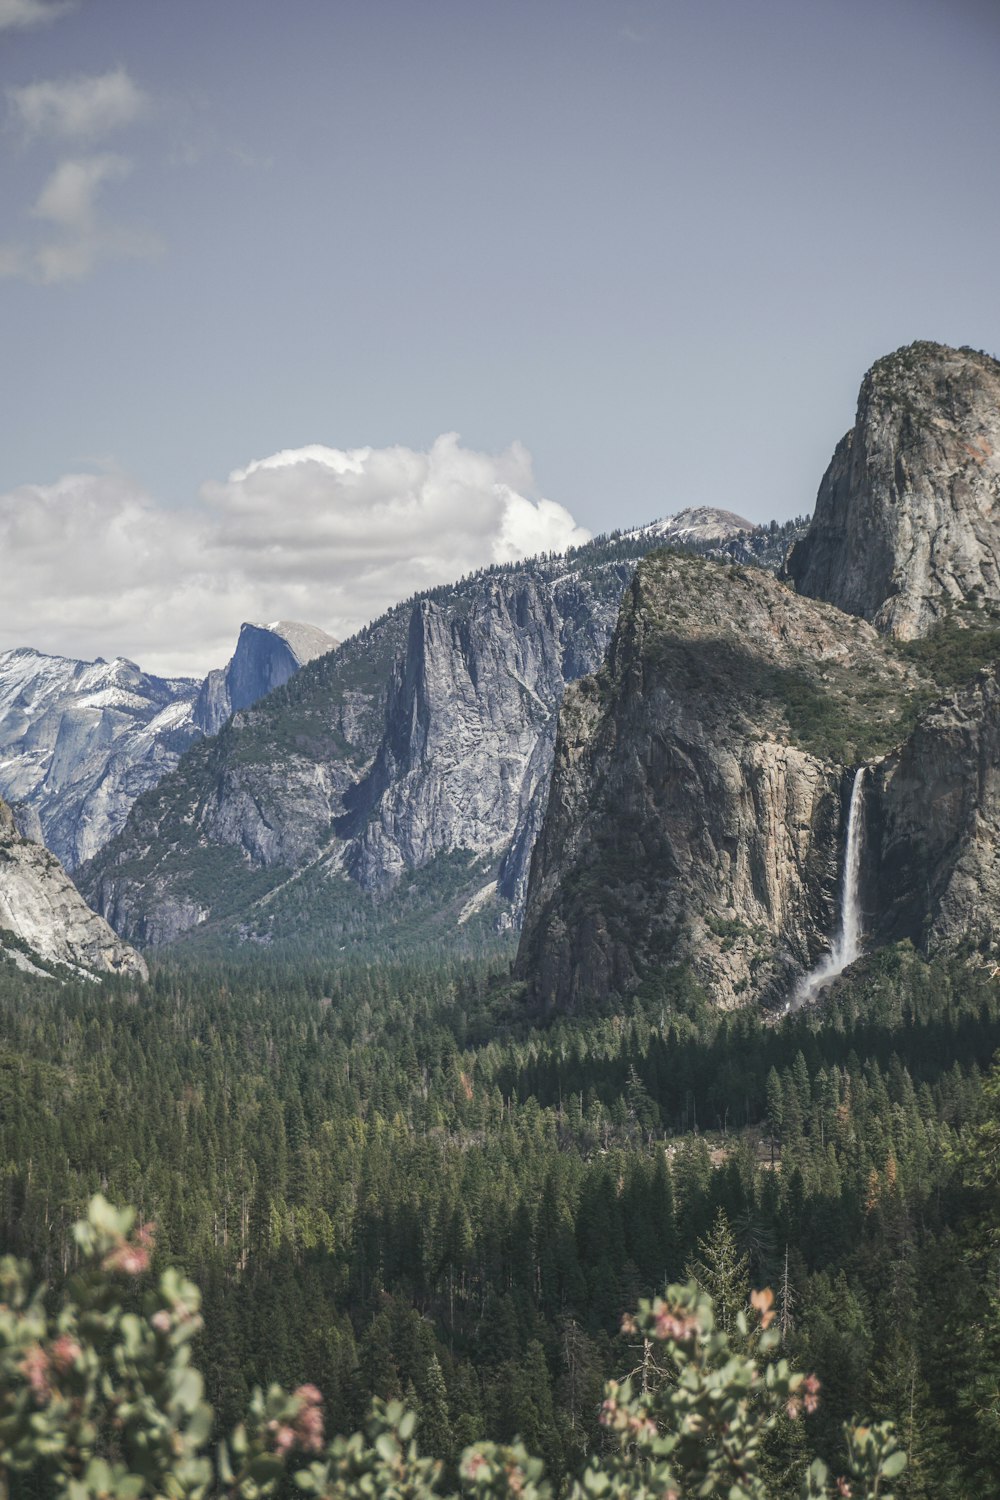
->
(9, 342, 1000, 1006)
(73, 509, 801, 954)
(0, 619, 336, 871)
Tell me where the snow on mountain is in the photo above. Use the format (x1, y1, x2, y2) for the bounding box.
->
(626, 507, 756, 545)
(0, 622, 336, 871)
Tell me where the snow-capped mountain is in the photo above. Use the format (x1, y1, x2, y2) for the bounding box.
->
(0, 620, 336, 871)
(625, 506, 755, 544)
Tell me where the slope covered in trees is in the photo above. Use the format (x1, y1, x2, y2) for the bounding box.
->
(0, 943, 998, 1495)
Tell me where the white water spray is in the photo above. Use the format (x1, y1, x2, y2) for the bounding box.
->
(790, 766, 867, 1010)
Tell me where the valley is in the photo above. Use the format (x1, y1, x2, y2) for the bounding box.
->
(3, 341, 1000, 1498)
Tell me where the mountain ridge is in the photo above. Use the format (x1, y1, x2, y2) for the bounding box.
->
(515, 341, 1000, 1012)
(0, 619, 335, 871)
(77, 512, 804, 953)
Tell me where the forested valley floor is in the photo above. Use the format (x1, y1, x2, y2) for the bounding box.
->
(2, 944, 999, 1497)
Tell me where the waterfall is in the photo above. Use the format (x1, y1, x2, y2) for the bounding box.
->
(789, 766, 867, 1010)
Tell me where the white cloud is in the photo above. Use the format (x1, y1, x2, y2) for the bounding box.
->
(0, 69, 154, 284)
(0, 438, 590, 677)
(0, 0, 74, 30)
(31, 152, 127, 227)
(8, 69, 147, 140)
(0, 152, 161, 282)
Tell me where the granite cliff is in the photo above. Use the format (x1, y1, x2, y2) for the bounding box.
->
(517, 340, 1000, 1012)
(0, 798, 147, 979)
(0, 621, 334, 873)
(782, 342, 1000, 638)
(78, 512, 801, 953)
(194, 620, 337, 736)
(514, 552, 927, 1012)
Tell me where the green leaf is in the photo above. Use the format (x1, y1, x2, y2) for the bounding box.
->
(375, 1431, 398, 1462)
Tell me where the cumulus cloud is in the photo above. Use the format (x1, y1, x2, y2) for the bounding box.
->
(0, 437, 590, 678)
(8, 69, 147, 140)
(0, 0, 74, 30)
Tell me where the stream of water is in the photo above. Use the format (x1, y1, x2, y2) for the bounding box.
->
(789, 766, 867, 1010)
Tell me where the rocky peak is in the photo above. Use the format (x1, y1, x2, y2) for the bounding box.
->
(0, 795, 147, 980)
(194, 620, 338, 736)
(782, 341, 1000, 638)
(627, 507, 756, 546)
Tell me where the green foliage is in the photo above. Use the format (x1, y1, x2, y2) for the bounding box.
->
(897, 611, 1000, 692)
(0, 944, 995, 1493)
(0, 1199, 903, 1500)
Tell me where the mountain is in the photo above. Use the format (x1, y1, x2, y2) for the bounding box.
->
(77, 514, 805, 954)
(194, 620, 338, 735)
(782, 342, 1000, 637)
(0, 798, 147, 980)
(513, 551, 927, 1011)
(0, 621, 335, 873)
(624, 506, 755, 545)
(0, 650, 200, 871)
(515, 340, 1000, 1013)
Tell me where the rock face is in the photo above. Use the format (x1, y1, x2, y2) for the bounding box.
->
(0, 650, 201, 871)
(194, 621, 337, 736)
(79, 516, 805, 952)
(782, 342, 1000, 638)
(0, 798, 147, 979)
(79, 551, 645, 947)
(517, 342, 1000, 1013)
(866, 665, 1000, 956)
(514, 552, 925, 1012)
(0, 622, 335, 873)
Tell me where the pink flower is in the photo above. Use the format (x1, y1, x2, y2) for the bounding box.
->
(102, 1221, 156, 1275)
(49, 1335, 81, 1374)
(802, 1374, 821, 1414)
(20, 1345, 50, 1404)
(152, 1310, 172, 1334)
(653, 1308, 698, 1342)
(272, 1423, 296, 1456)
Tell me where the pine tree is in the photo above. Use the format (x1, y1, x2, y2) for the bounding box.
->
(685, 1208, 750, 1339)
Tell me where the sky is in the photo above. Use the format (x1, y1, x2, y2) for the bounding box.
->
(1, 0, 999, 677)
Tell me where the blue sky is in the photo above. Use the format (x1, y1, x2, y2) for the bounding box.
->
(1, 0, 998, 673)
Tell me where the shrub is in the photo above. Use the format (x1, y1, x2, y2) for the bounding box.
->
(0, 1198, 904, 1499)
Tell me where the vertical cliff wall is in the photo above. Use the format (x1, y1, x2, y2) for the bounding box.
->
(514, 553, 924, 1011)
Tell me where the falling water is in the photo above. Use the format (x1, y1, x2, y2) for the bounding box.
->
(789, 766, 867, 1010)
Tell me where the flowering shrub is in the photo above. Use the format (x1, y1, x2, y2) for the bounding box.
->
(0, 1197, 904, 1499)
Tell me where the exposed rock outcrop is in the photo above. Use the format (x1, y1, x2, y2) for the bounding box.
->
(518, 342, 1000, 1013)
(0, 622, 335, 874)
(782, 342, 1000, 638)
(515, 552, 925, 1012)
(194, 620, 337, 736)
(0, 798, 147, 979)
(866, 664, 1000, 956)
(79, 515, 806, 953)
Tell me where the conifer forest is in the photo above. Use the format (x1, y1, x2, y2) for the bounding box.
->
(2, 938, 999, 1497)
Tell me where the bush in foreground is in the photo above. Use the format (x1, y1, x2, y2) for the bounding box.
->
(0, 1198, 904, 1499)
